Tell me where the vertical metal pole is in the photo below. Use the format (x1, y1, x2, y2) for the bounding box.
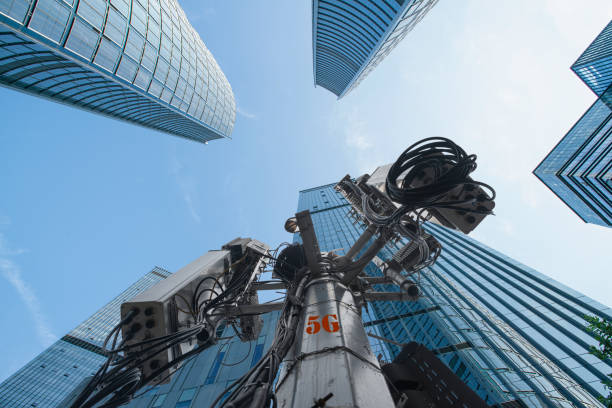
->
(275, 273, 395, 408)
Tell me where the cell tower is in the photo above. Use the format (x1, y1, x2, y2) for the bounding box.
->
(64, 138, 602, 408)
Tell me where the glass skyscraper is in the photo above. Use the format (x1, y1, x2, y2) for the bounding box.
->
(0, 267, 172, 408)
(571, 20, 612, 96)
(0, 0, 235, 143)
(312, 0, 438, 98)
(534, 21, 612, 228)
(296, 179, 611, 407)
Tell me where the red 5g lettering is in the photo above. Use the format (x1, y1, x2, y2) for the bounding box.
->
(305, 314, 340, 334)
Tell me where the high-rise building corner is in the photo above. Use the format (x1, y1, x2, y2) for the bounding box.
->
(312, 0, 438, 98)
(534, 20, 612, 228)
(0, 0, 236, 143)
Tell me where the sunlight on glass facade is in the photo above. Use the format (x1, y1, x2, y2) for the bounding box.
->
(296, 183, 611, 407)
(312, 0, 438, 98)
(534, 87, 612, 227)
(0, 267, 171, 408)
(535, 21, 612, 228)
(0, 0, 235, 143)
(572, 20, 612, 96)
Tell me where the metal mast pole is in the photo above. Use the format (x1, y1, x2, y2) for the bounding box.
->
(275, 211, 395, 408)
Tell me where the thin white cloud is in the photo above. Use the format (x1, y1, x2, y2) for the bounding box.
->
(237, 106, 257, 120)
(330, 107, 384, 175)
(0, 234, 27, 256)
(0, 233, 56, 347)
(170, 154, 202, 224)
(182, 193, 201, 224)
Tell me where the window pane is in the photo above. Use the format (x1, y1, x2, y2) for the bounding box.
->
(124, 28, 145, 61)
(148, 79, 163, 97)
(116, 55, 137, 82)
(130, 1, 146, 33)
(151, 393, 167, 408)
(28, 0, 70, 43)
(0, 0, 33, 23)
(110, 0, 128, 16)
(141, 41, 158, 71)
(65, 18, 99, 60)
(134, 67, 151, 90)
(154, 57, 169, 82)
(94, 38, 120, 72)
(104, 7, 126, 45)
(77, 0, 105, 30)
(178, 388, 196, 402)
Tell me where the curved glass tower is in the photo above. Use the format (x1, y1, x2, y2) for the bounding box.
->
(312, 0, 438, 98)
(0, 0, 235, 143)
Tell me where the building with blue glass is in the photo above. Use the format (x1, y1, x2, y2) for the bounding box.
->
(0, 262, 280, 408)
(296, 179, 612, 407)
(533, 85, 612, 227)
(0, 267, 172, 408)
(572, 20, 612, 96)
(312, 0, 438, 98)
(534, 21, 612, 228)
(121, 311, 279, 408)
(0, 0, 235, 143)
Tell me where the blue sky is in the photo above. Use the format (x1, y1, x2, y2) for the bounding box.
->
(1, 0, 611, 382)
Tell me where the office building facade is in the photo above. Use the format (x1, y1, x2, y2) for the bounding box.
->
(534, 21, 612, 228)
(296, 181, 611, 407)
(312, 0, 438, 98)
(533, 84, 612, 227)
(0, 267, 172, 408)
(0, 0, 235, 143)
(572, 20, 612, 96)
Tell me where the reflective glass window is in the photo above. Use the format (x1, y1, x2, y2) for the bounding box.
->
(141, 42, 158, 71)
(160, 86, 172, 103)
(175, 77, 186, 99)
(151, 393, 167, 407)
(147, 19, 160, 47)
(28, 0, 70, 43)
(166, 67, 178, 90)
(94, 38, 120, 72)
(154, 57, 169, 82)
(116, 55, 137, 82)
(124, 28, 145, 61)
(110, 0, 128, 16)
(160, 11, 171, 36)
(130, 1, 147, 34)
(170, 44, 180, 67)
(159, 34, 171, 60)
(65, 18, 99, 60)
(175, 387, 196, 408)
(0, 0, 32, 23)
(134, 67, 151, 90)
(149, 0, 160, 20)
(104, 7, 126, 45)
(77, 0, 106, 30)
(148, 79, 163, 97)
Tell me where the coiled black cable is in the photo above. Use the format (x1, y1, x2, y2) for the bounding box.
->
(385, 137, 495, 212)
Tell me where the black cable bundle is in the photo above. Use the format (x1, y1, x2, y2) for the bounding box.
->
(69, 257, 261, 408)
(385, 137, 495, 213)
(210, 270, 309, 408)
